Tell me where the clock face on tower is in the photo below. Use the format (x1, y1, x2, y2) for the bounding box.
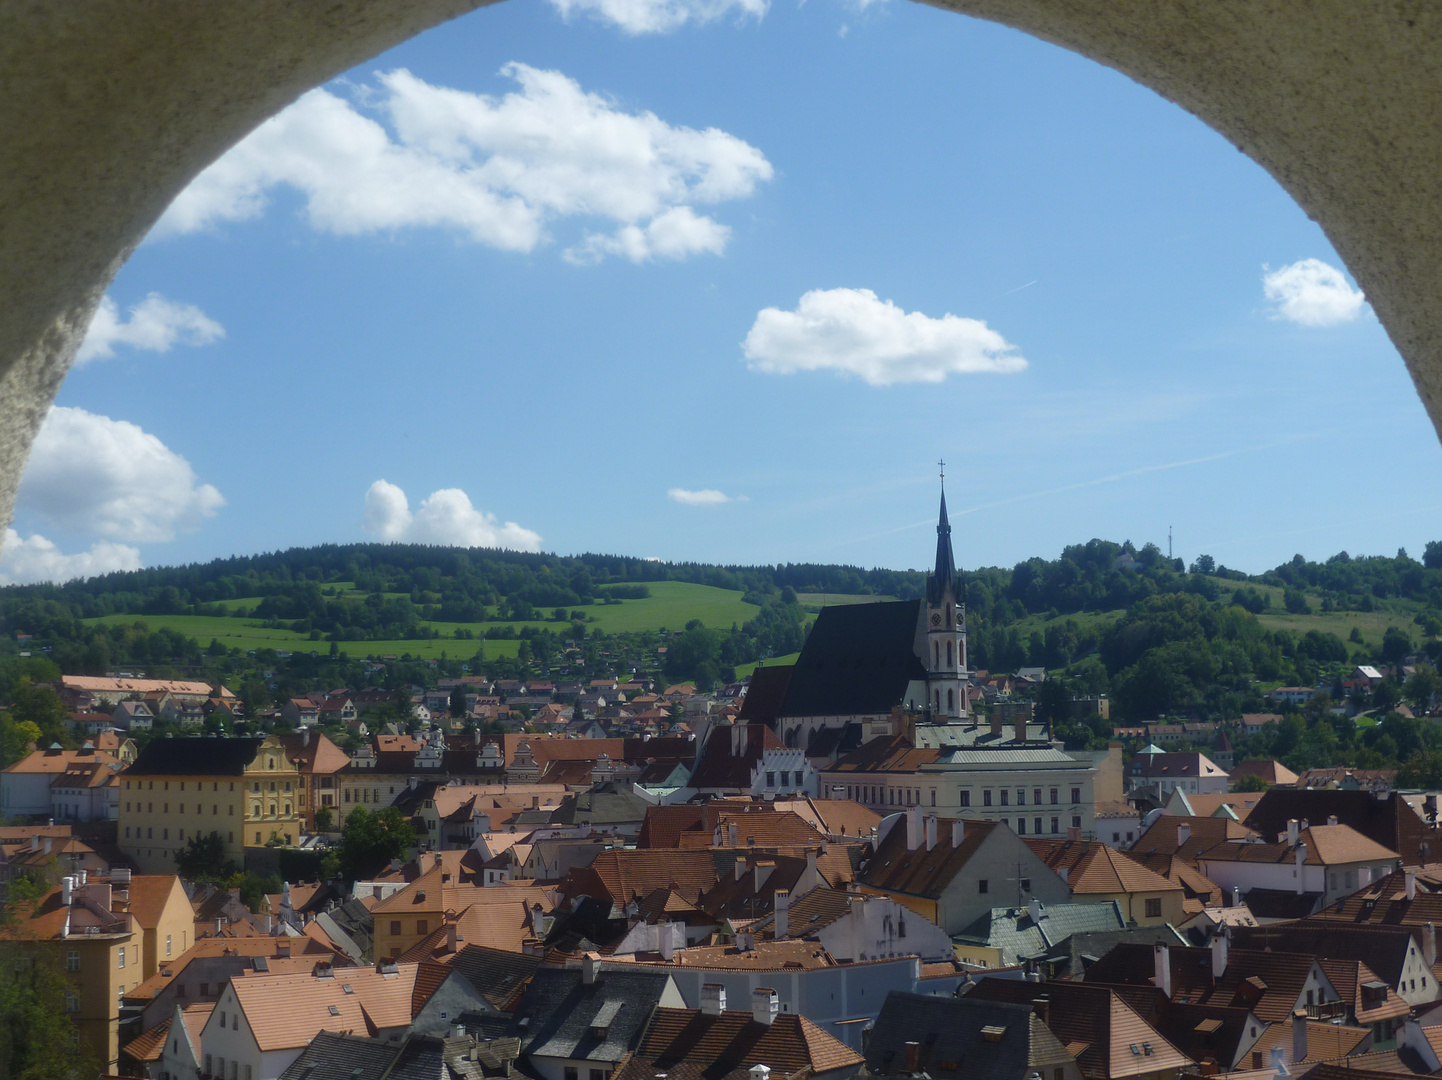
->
(930, 613, 942, 627)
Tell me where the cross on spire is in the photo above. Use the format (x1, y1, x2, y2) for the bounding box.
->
(938, 458, 945, 483)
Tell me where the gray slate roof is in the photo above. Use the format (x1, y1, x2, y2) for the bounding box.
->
(510, 967, 672, 1065)
(954, 902, 1126, 965)
(866, 992, 1073, 1080)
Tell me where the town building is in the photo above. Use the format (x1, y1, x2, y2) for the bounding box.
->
(118, 736, 304, 873)
(1127, 750, 1229, 800)
(1, 742, 121, 819)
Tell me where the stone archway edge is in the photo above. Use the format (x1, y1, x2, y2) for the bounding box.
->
(2, 1, 1437, 535)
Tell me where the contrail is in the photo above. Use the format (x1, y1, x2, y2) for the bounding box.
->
(832, 432, 1322, 549)
(951, 433, 1322, 519)
(998, 279, 1037, 298)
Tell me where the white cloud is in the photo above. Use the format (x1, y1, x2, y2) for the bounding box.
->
(547, 0, 766, 34)
(565, 206, 731, 265)
(363, 480, 542, 551)
(156, 65, 772, 264)
(743, 287, 1026, 386)
(668, 487, 742, 505)
(18, 407, 225, 543)
(1263, 258, 1367, 327)
(0, 530, 142, 586)
(77, 293, 224, 365)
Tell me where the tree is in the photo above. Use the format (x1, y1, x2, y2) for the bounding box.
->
(1425, 541, 1442, 570)
(0, 715, 42, 768)
(1382, 626, 1413, 664)
(1189, 554, 1216, 576)
(314, 806, 334, 832)
(176, 831, 235, 882)
(337, 806, 416, 879)
(1405, 667, 1439, 712)
(0, 940, 99, 1080)
(449, 683, 468, 719)
(1034, 678, 1071, 735)
(5, 678, 70, 749)
(1231, 773, 1270, 793)
(1283, 588, 1310, 614)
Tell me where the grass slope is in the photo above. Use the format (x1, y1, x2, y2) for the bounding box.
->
(85, 581, 757, 661)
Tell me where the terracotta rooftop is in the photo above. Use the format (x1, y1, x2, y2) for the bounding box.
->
(861, 815, 999, 900)
(558, 848, 718, 906)
(1025, 839, 1184, 896)
(1, 746, 119, 774)
(620, 1006, 863, 1079)
(227, 963, 422, 1050)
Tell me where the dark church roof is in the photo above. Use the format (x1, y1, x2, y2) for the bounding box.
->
(125, 736, 264, 776)
(737, 663, 794, 726)
(777, 599, 927, 718)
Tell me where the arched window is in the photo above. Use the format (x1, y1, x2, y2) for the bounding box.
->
(948, 689, 955, 711)
(935, 689, 941, 709)
(934, 642, 939, 666)
(946, 641, 953, 667)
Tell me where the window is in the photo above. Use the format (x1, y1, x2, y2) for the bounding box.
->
(930, 790, 937, 807)
(766, 772, 776, 787)
(163, 828, 169, 839)
(255, 832, 261, 843)
(205, 1056, 213, 1077)
(231, 1014, 238, 1031)
(1033, 817, 1042, 834)
(66, 950, 79, 972)
(978, 879, 989, 894)
(217, 1058, 225, 1079)
(416, 920, 429, 935)
(125, 826, 130, 838)
(166, 934, 172, 957)
(1020, 878, 1031, 891)
(1145, 898, 1162, 919)
(65, 992, 79, 1013)
(959, 791, 970, 807)
(1000, 791, 1009, 806)
(1050, 788, 1058, 805)
(1017, 820, 1026, 835)
(1071, 787, 1081, 803)
(983, 790, 992, 807)
(219, 1011, 226, 1026)
(1052, 817, 1060, 834)
(118, 947, 126, 969)
(200, 983, 210, 996)
(1072, 815, 1082, 829)
(591, 1071, 604, 1080)
(565, 1069, 578, 1080)
(391, 921, 402, 935)
(246, 1067, 253, 1080)
(1033, 789, 1042, 805)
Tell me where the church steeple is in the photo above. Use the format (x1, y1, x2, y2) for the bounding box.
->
(927, 476, 957, 604)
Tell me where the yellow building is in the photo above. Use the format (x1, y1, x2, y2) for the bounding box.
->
(119, 736, 302, 873)
(0, 870, 193, 1070)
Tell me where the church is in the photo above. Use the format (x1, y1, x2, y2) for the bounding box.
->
(741, 484, 971, 753)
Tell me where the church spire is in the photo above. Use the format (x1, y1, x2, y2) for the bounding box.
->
(927, 467, 957, 604)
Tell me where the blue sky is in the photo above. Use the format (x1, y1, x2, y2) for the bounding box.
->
(5, 0, 1439, 585)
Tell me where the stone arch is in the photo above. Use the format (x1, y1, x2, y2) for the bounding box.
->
(3, 3, 1440, 528)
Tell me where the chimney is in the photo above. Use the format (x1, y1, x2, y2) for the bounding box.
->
(303, 728, 310, 747)
(903, 1042, 921, 1072)
(1271, 1047, 1288, 1076)
(1014, 718, 1026, 743)
(582, 953, 600, 985)
(752, 987, 778, 1026)
(728, 823, 739, 847)
(951, 820, 964, 847)
(1407, 871, 1418, 900)
(701, 984, 727, 1016)
(1426, 922, 1437, 969)
(28, 835, 38, 851)
(755, 862, 774, 891)
(532, 795, 539, 810)
(447, 921, 458, 954)
(1287, 819, 1300, 846)
(1177, 822, 1191, 848)
(991, 714, 1002, 739)
(61, 876, 73, 906)
(732, 725, 745, 756)
(906, 806, 921, 851)
(1211, 929, 1229, 977)
(925, 815, 938, 851)
(215, 918, 224, 936)
(750, 1067, 771, 1080)
(1153, 944, 1172, 999)
(1327, 815, 1338, 826)
(1295, 842, 1307, 894)
(276, 939, 292, 958)
(1292, 1008, 1308, 1064)
(735, 856, 747, 881)
(660, 922, 677, 961)
(1231, 886, 1241, 907)
(1032, 997, 1050, 1025)
(1028, 897, 1043, 924)
(775, 890, 790, 938)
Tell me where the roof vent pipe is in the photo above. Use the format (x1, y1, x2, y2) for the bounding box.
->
(951, 820, 964, 847)
(1292, 1008, 1308, 1064)
(1295, 843, 1307, 893)
(61, 876, 73, 906)
(1287, 819, 1300, 846)
(1407, 872, 1418, 900)
(1211, 928, 1228, 977)
(1177, 822, 1191, 848)
(1231, 886, 1241, 907)
(925, 815, 937, 852)
(774, 890, 790, 939)
(906, 806, 921, 852)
